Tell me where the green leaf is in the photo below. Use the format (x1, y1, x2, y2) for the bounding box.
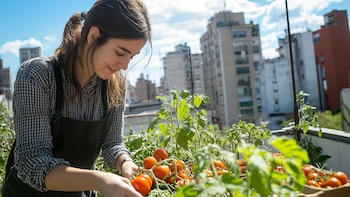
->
(158, 123, 168, 135)
(193, 94, 202, 108)
(177, 100, 189, 121)
(176, 127, 195, 150)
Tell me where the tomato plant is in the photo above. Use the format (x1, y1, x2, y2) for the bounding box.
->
(123, 91, 318, 197)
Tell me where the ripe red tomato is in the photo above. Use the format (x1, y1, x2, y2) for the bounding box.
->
(308, 172, 319, 181)
(143, 156, 157, 169)
(153, 148, 168, 161)
(332, 171, 348, 185)
(213, 160, 227, 169)
(153, 165, 170, 180)
(169, 159, 184, 171)
(131, 176, 151, 196)
(302, 165, 312, 178)
(321, 177, 342, 188)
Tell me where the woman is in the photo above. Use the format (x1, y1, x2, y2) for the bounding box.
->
(2, 0, 151, 196)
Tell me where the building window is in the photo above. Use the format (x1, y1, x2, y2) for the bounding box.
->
(237, 76, 250, 86)
(233, 30, 247, 38)
(240, 108, 254, 116)
(313, 33, 320, 44)
(236, 67, 250, 74)
(239, 98, 253, 107)
(238, 87, 252, 96)
(252, 46, 260, 53)
(236, 58, 249, 65)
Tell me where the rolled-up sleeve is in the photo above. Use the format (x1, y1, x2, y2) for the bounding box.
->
(13, 59, 69, 192)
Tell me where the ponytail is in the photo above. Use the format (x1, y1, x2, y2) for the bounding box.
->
(54, 13, 85, 94)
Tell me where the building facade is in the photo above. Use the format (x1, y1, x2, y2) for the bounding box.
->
(135, 73, 156, 103)
(260, 31, 321, 130)
(200, 11, 262, 127)
(0, 58, 12, 100)
(313, 10, 350, 112)
(163, 44, 193, 94)
(19, 47, 41, 64)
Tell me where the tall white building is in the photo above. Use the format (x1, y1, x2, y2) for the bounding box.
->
(163, 44, 193, 94)
(260, 31, 320, 130)
(200, 11, 262, 127)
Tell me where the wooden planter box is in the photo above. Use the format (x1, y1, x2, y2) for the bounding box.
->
(298, 181, 350, 197)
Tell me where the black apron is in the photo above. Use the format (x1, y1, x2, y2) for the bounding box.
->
(2, 59, 110, 197)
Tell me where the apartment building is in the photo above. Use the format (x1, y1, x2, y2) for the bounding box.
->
(200, 11, 262, 127)
(162, 44, 193, 94)
(313, 10, 350, 112)
(260, 31, 320, 130)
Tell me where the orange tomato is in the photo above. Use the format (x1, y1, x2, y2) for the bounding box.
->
(143, 156, 157, 169)
(332, 171, 348, 185)
(177, 172, 190, 180)
(153, 165, 170, 180)
(321, 177, 342, 188)
(131, 176, 151, 196)
(153, 148, 168, 161)
(307, 180, 321, 188)
(213, 160, 227, 169)
(135, 174, 153, 188)
(236, 159, 246, 166)
(169, 159, 184, 171)
(217, 170, 229, 176)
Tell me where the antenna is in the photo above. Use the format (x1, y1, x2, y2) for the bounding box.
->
(223, 0, 226, 10)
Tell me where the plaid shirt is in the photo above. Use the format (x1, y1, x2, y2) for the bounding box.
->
(13, 56, 130, 192)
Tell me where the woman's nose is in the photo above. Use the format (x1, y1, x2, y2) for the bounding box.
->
(118, 59, 129, 70)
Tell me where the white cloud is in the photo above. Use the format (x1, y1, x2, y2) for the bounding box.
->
(0, 38, 43, 56)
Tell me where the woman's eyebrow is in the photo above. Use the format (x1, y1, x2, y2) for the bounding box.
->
(116, 45, 132, 54)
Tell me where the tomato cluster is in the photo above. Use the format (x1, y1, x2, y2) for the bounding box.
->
(131, 148, 193, 196)
(302, 164, 349, 188)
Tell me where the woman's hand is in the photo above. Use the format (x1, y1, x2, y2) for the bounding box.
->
(121, 160, 139, 179)
(97, 171, 142, 197)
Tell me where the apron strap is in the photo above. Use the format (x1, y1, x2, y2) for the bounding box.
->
(52, 59, 63, 120)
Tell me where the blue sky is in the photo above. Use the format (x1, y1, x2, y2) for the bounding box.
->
(0, 0, 349, 87)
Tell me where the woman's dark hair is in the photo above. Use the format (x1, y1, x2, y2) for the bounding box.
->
(54, 0, 152, 107)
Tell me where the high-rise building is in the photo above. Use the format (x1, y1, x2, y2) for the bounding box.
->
(200, 11, 262, 127)
(260, 31, 320, 130)
(0, 57, 12, 100)
(163, 44, 193, 94)
(191, 53, 205, 94)
(313, 10, 350, 111)
(19, 46, 41, 64)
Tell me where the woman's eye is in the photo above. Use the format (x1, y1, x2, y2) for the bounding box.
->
(116, 51, 124, 57)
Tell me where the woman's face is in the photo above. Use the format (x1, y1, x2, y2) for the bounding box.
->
(92, 38, 146, 80)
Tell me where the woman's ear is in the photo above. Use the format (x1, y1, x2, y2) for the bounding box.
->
(87, 26, 101, 44)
